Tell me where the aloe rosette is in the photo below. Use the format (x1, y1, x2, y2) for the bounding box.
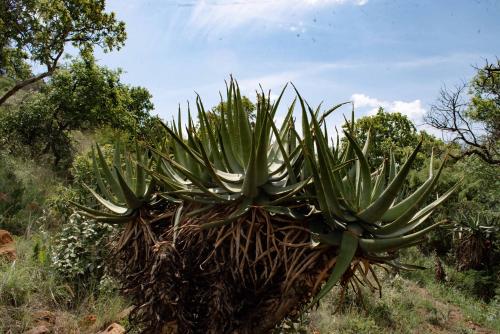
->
(150, 81, 309, 219)
(73, 143, 161, 269)
(297, 93, 459, 303)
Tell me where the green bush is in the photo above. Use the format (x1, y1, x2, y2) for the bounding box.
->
(51, 213, 115, 287)
(447, 269, 499, 302)
(41, 146, 106, 224)
(0, 154, 57, 234)
(0, 154, 25, 218)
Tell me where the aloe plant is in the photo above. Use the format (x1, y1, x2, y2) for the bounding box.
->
(451, 212, 498, 271)
(149, 82, 309, 219)
(74, 143, 156, 223)
(74, 143, 160, 268)
(298, 96, 459, 303)
(76, 79, 458, 334)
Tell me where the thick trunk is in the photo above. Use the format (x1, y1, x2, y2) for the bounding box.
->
(119, 207, 337, 334)
(236, 292, 303, 334)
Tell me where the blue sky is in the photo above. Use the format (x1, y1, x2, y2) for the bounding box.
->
(94, 0, 500, 131)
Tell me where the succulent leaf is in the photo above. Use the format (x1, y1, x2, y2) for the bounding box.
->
(311, 231, 358, 305)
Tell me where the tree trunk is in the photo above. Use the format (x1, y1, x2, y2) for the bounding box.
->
(0, 71, 52, 106)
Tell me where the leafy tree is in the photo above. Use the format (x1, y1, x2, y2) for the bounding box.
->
(210, 95, 256, 121)
(426, 59, 500, 165)
(0, 58, 156, 170)
(469, 60, 500, 141)
(188, 94, 257, 139)
(349, 108, 445, 167)
(0, 48, 32, 81)
(0, 0, 126, 106)
(351, 108, 417, 164)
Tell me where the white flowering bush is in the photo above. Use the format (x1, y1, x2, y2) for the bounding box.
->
(51, 213, 116, 283)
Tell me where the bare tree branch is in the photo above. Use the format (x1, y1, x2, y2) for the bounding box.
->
(425, 82, 500, 165)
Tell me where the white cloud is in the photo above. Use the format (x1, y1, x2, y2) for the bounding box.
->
(351, 93, 426, 123)
(187, 0, 368, 35)
(391, 100, 426, 122)
(350, 93, 383, 109)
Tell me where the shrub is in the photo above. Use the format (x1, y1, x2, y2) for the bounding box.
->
(51, 213, 115, 286)
(447, 269, 499, 302)
(0, 154, 56, 234)
(0, 154, 25, 219)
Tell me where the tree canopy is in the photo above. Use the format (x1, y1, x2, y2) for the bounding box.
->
(0, 58, 157, 169)
(0, 0, 126, 105)
(348, 108, 444, 167)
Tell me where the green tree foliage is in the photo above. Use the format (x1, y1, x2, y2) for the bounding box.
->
(212, 95, 256, 115)
(350, 108, 418, 166)
(189, 93, 257, 139)
(350, 108, 446, 167)
(0, 58, 157, 170)
(412, 155, 498, 218)
(469, 60, 500, 145)
(208, 94, 256, 124)
(411, 150, 499, 264)
(0, 0, 126, 105)
(0, 48, 32, 81)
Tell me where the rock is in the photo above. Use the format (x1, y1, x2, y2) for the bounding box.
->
(23, 325, 50, 334)
(0, 229, 13, 243)
(97, 323, 125, 334)
(0, 229, 16, 260)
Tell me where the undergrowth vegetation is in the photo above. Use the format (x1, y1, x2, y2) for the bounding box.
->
(1, 230, 499, 333)
(0, 235, 131, 333)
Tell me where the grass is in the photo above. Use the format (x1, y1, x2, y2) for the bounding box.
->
(2, 236, 498, 333)
(0, 236, 68, 332)
(306, 276, 447, 334)
(401, 249, 500, 331)
(300, 248, 499, 334)
(0, 235, 132, 334)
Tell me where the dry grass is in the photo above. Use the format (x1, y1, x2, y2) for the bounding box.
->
(0, 236, 132, 334)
